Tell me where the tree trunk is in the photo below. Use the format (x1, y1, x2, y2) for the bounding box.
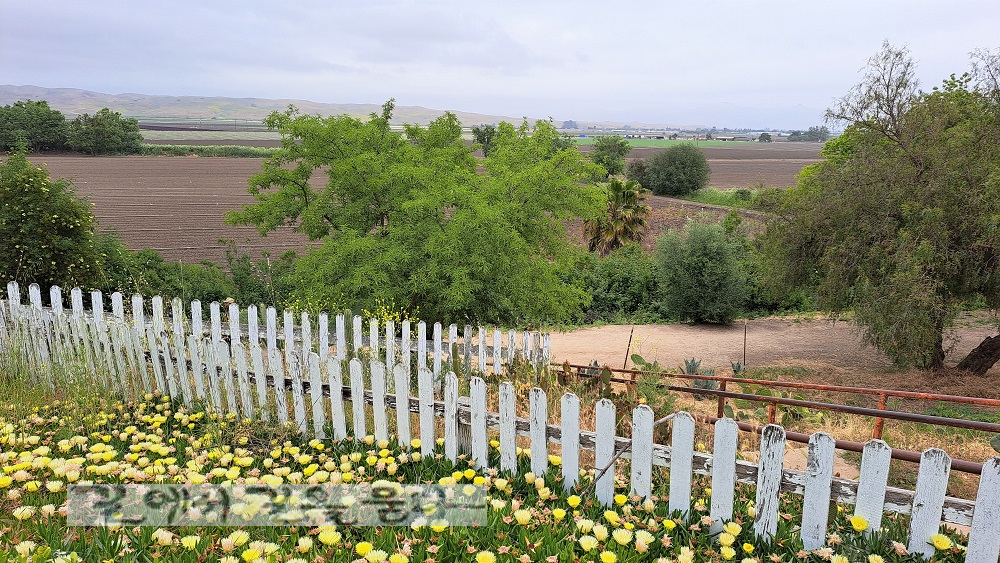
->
(929, 324, 946, 371)
(956, 334, 1000, 375)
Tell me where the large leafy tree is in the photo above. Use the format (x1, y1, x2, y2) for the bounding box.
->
(639, 143, 710, 196)
(760, 43, 1000, 373)
(590, 135, 631, 177)
(0, 100, 67, 152)
(583, 178, 650, 256)
(227, 101, 602, 324)
(66, 108, 143, 155)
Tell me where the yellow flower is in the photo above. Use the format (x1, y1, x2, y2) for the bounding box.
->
(514, 509, 531, 525)
(317, 529, 341, 546)
(593, 524, 609, 541)
(464, 469, 476, 480)
(719, 532, 736, 547)
(567, 494, 581, 508)
(356, 541, 374, 556)
(743, 543, 754, 554)
(614, 494, 627, 506)
(612, 528, 633, 545)
(241, 548, 262, 562)
(389, 555, 408, 563)
(552, 508, 566, 520)
(297, 537, 313, 552)
(604, 510, 621, 526)
(181, 536, 200, 550)
(600, 551, 617, 563)
(476, 551, 497, 563)
(13, 505, 37, 520)
(867, 556, 884, 563)
(576, 518, 594, 533)
(578, 535, 599, 552)
(831, 555, 849, 563)
(931, 534, 953, 551)
(849, 514, 868, 532)
(721, 546, 737, 560)
(431, 519, 449, 532)
(366, 549, 388, 562)
(0, 476, 11, 488)
(724, 521, 742, 536)
(228, 530, 250, 547)
(410, 439, 421, 449)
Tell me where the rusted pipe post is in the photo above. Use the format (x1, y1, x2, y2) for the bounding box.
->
(717, 379, 728, 418)
(767, 402, 777, 424)
(873, 393, 887, 439)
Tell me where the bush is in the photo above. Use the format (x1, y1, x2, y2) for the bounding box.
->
(654, 219, 747, 324)
(133, 249, 235, 304)
(576, 243, 661, 323)
(0, 150, 104, 289)
(642, 143, 710, 196)
(66, 108, 143, 155)
(625, 158, 648, 188)
(0, 100, 67, 152)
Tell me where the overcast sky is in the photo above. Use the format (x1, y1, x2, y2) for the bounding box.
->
(1, 1, 997, 129)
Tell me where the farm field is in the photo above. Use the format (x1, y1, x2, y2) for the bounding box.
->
(33, 142, 814, 266)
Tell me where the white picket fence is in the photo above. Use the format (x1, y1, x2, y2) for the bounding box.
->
(2, 282, 1000, 562)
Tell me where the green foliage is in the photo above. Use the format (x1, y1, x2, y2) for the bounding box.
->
(787, 126, 830, 142)
(654, 219, 748, 324)
(224, 243, 297, 308)
(132, 249, 235, 304)
(0, 100, 67, 151)
(641, 143, 711, 196)
(138, 144, 279, 157)
(575, 243, 660, 323)
(583, 178, 650, 256)
(227, 100, 602, 325)
(471, 124, 496, 157)
(0, 150, 104, 289)
(760, 44, 1000, 371)
(589, 135, 631, 177)
(678, 357, 718, 400)
(758, 132, 772, 142)
(66, 108, 144, 155)
(624, 158, 648, 188)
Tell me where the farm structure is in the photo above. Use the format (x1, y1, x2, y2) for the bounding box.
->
(2, 282, 1000, 562)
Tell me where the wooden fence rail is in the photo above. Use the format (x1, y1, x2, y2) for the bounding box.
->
(2, 282, 1000, 562)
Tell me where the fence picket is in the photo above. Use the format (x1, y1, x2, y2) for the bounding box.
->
(247, 305, 259, 349)
(308, 352, 325, 439)
(266, 308, 277, 353)
(369, 319, 379, 364)
(158, 331, 178, 399)
(800, 432, 836, 550)
(336, 314, 345, 360)
(352, 316, 363, 355)
(507, 330, 516, 365)
(402, 320, 411, 377)
(232, 342, 254, 417)
(492, 329, 501, 374)
(594, 398, 616, 506)
(189, 300, 200, 340)
(392, 363, 410, 446)
(301, 312, 312, 359)
(283, 311, 294, 359)
(269, 348, 287, 425)
(907, 448, 951, 558)
(418, 321, 427, 371)
(319, 313, 329, 364)
(217, 341, 237, 414)
(326, 357, 347, 439)
(287, 353, 307, 432)
(229, 303, 241, 346)
(385, 321, 396, 380)
(146, 327, 166, 393)
(478, 327, 487, 374)
(433, 322, 442, 380)
(203, 337, 222, 412)
(188, 335, 206, 401)
(71, 287, 83, 318)
(171, 298, 190, 406)
(110, 292, 124, 322)
(91, 290, 104, 326)
(463, 325, 472, 372)
(350, 358, 366, 438)
(854, 440, 891, 533)
(209, 301, 221, 347)
(710, 418, 739, 533)
(249, 344, 268, 421)
(371, 360, 388, 442)
(499, 382, 516, 473)
(448, 324, 458, 368)
(754, 424, 787, 539)
(669, 412, 695, 516)
(418, 366, 434, 456)
(445, 372, 458, 462)
(470, 377, 488, 469)
(630, 404, 654, 499)
(966, 457, 1000, 563)
(561, 393, 580, 490)
(530, 387, 548, 476)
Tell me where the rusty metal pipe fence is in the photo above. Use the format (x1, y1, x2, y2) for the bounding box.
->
(554, 362, 1000, 475)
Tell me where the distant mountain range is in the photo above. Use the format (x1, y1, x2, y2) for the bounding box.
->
(0, 85, 697, 130)
(0, 85, 540, 127)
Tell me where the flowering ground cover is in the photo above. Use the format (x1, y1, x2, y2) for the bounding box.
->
(0, 392, 971, 562)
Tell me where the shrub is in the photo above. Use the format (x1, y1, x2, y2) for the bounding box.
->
(0, 100, 67, 152)
(577, 243, 660, 323)
(643, 143, 710, 196)
(625, 158, 648, 188)
(66, 108, 143, 155)
(654, 219, 747, 324)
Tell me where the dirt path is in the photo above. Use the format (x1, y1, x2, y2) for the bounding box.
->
(549, 315, 1000, 392)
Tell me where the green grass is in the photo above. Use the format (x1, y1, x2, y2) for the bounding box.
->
(140, 130, 282, 141)
(678, 187, 763, 208)
(571, 137, 734, 147)
(138, 144, 281, 157)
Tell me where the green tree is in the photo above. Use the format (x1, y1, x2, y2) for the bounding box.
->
(575, 243, 660, 323)
(66, 108, 144, 155)
(654, 219, 747, 324)
(471, 124, 496, 157)
(641, 144, 711, 196)
(760, 43, 1000, 373)
(590, 135, 631, 177)
(787, 126, 830, 141)
(227, 101, 602, 324)
(0, 100, 68, 152)
(758, 132, 772, 142)
(0, 150, 104, 289)
(583, 178, 650, 256)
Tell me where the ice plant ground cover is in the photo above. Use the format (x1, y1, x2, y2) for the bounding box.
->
(0, 393, 973, 563)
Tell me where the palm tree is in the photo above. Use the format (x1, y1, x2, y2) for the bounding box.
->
(583, 178, 651, 256)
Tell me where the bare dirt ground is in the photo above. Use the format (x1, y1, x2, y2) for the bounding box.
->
(550, 313, 1000, 392)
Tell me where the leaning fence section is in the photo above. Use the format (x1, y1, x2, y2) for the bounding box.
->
(2, 282, 1000, 563)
